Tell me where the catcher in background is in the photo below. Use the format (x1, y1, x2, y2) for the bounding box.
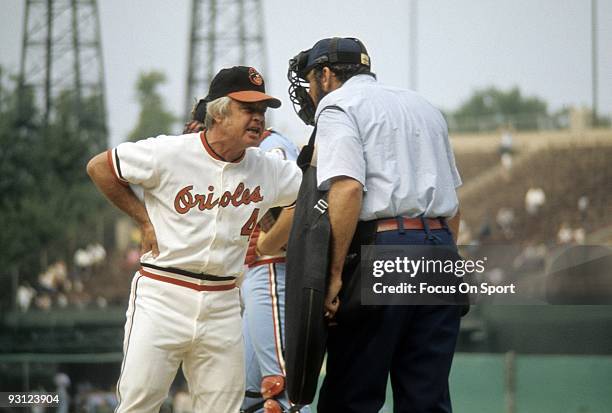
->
(240, 131, 311, 413)
(184, 105, 309, 413)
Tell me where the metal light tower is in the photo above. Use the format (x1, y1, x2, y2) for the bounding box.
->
(184, 0, 267, 119)
(19, 0, 107, 146)
(591, 0, 598, 127)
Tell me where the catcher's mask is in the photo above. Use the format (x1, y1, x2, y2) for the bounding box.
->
(287, 37, 370, 126)
(287, 49, 315, 126)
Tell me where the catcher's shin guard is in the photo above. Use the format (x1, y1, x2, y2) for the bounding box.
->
(261, 375, 286, 413)
(261, 375, 285, 399)
(263, 399, 283, 413)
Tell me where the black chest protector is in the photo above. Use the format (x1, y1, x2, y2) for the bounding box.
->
(284, 106, 344, 405)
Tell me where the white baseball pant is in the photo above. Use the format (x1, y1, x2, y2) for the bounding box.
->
(115, 272, 244, 412)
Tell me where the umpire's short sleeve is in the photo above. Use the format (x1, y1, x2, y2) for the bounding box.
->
(316, 108, 366, 191)
(109, 138, 159, 189)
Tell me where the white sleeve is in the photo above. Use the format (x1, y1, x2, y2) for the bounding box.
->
(315, 108, 366, 191)
(451, 162, 463, 189)
(273, 160, 302, 207)
(109, 138, 159, 189)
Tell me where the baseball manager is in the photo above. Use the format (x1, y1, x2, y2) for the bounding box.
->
(87, 66, 301, 412)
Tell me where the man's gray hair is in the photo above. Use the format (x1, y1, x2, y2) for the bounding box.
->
(205, 96, 232, 129)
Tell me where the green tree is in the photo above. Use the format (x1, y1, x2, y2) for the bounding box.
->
(450, 86, 549, 132)
(0, 70, 112, 280)
(127, 71, 177, 141)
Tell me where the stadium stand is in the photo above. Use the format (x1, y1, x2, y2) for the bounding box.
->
(453, 130, 612, 245)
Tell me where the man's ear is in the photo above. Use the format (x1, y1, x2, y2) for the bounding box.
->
(213, 109, 228, 126)
(321, 67, 333, 84)
(321, 67, 340, 91)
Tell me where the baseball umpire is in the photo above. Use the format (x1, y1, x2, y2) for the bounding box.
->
(286, 37, 464, 412)
(87, 66, 302, 412)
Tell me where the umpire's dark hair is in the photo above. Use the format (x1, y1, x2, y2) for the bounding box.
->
(312, 63, 375, 84)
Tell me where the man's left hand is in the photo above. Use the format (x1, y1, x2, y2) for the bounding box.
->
(324, 275, 343, 321)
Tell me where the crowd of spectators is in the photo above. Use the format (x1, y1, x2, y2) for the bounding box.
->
(12, 243, 138, 313)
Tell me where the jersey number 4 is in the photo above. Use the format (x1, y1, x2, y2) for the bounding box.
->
(240, 208, 260, 237)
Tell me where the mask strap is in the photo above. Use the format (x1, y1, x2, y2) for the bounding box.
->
(329, 37, 340, 64)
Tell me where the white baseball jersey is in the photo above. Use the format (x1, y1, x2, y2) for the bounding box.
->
(107, 131, 302, 285)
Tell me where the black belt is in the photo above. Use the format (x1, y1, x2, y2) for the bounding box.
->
(140, 262, 236, 281)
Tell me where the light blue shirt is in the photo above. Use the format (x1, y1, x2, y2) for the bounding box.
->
(259, 130, 299, 162)
(315, 74, 461, 220)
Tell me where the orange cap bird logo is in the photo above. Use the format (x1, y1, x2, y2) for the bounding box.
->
(248, 67, 264, 86)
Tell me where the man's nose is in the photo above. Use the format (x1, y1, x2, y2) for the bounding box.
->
(252, 111, 265, 123)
